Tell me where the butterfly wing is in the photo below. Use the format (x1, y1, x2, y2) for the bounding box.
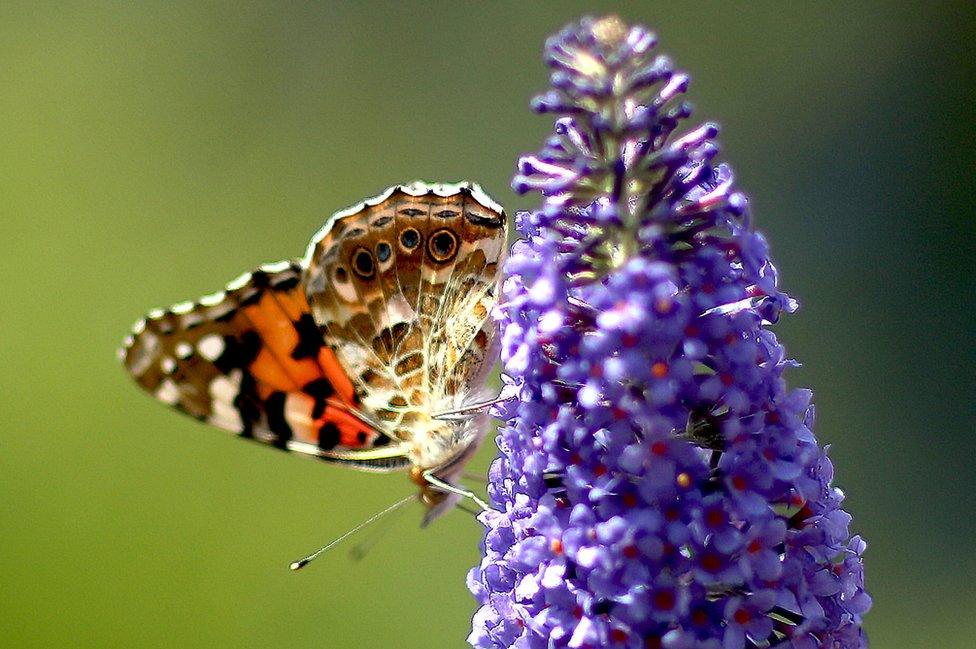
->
(302, 182, 507, 457)
(121, 260, 409, 470)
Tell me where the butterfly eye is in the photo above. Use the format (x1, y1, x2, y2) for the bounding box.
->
(427, 228, 458, 262)
(376, 241, 392, 262)
(352, 248, 375, 279)
(399, 228, 421, 251)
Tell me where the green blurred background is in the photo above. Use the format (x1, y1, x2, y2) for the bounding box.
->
(2, 2, 973, 647)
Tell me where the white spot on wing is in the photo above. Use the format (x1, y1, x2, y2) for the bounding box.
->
(128, 332, 159, 376)
(210, 400, 243, 431)
(161, 357, 176, 373)
(466, 183, 504, 214)
(401, 181, 431, 196)
(286, 440, 322, 455)
(197, 334, 225, 361)
(283, 393, 315, 441)
(156, 378, 180, 405)
(175, 342, 193, 359)
(334, 280, 358, 302)
(199, 291, 226, 307)
(384, 294, 415, 322)
(209, 369, 242, 402)
(260, 260, 292, 273)
(208, 369, 243, 431)
(226, 271, 252, 291)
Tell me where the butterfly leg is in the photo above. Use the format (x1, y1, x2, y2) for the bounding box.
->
(422, 470, 489, 511)
(431, 394, 517, 421)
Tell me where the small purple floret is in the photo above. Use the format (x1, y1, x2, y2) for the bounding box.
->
(468, 16, 870, 649)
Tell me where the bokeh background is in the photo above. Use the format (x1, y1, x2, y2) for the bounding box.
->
(2, 2, 973, 647)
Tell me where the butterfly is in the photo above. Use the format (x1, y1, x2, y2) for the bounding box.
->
(120, 181, 508, 535)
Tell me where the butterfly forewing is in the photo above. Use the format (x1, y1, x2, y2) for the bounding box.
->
(121, 260, 407, 466)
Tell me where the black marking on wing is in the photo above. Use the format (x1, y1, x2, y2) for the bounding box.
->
(318, 422, 341, 451)
(291, 313, 322, 360)
(234, 371, 262, 439)
(249, 269, 270, 288)
(265, 391, 293, 449)
(214, 331, 262, 374)
(464, 210, 505, 228)
(214, 308, 237, 323)
(271, 273, 301, 291)
(303, 377, 335, 401)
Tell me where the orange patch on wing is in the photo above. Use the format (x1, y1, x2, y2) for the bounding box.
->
(318, 347, 355, 403)
(264, 288, 357, 404)
(270, 286, 307, 321)
(238, 293, 320, 388)
(316, 406, 376, 448)
(247, 347, 296, 392)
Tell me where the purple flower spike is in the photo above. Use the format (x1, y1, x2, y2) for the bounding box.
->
(469, 16, 870, 649)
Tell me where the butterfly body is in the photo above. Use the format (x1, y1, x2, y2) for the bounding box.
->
(121, 182, 506, 520)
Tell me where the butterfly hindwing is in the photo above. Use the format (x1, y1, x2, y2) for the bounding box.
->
(121, 260, 408, 469)
(302, 182, 507, 459)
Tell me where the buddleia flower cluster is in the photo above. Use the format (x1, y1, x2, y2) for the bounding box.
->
(468, 16, 871, 649)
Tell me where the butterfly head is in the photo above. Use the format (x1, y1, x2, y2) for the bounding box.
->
(406, 407, 493, 525)
(409, 466, 461, 527)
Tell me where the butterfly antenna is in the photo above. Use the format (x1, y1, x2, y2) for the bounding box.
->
(348, 494, 410, 562)
(289, 493, 415, 571)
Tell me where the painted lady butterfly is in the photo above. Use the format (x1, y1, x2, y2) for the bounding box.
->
(120, 182, 507, 539)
